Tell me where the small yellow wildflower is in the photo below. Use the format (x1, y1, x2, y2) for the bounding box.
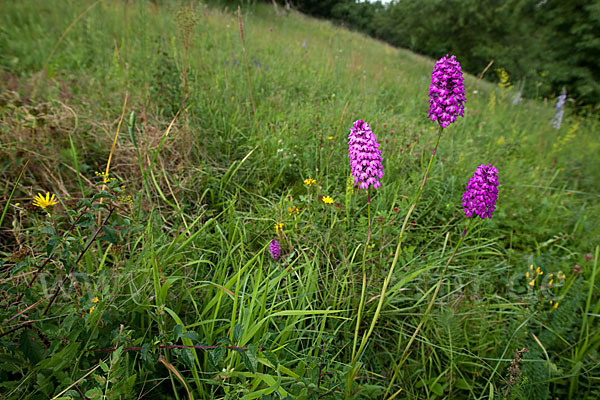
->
(553, 302, 559, 309)
(526, 271, 530, 279)
(288, 206, 300, 216)
(549, 300, 553, 305)
(529, 280, 535, 287)
(530, 265, 534, 270)
(33, 192, 59, 209)
(327, 136, 333, 140)
(304, 178, 316, 186)
(322, 196, 334, 204)
(549, 279, 553, 286)
(535, 266, 541, 274)
(92, 297, 99, 303)
(275, 222, 284, 234)
(89, 306, 95, 314)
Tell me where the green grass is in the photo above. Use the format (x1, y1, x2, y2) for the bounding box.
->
(1, 1, 599, 399)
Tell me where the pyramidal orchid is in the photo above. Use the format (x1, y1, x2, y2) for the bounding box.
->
(269, 239, 281, 260)
(348, 120, 384, 190)
(462, 164, 499, 219)
(428, 54, 466, 128)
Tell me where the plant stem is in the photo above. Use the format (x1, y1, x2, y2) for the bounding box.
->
(346, 126, 443, 397)
(352, 188, 371, 361)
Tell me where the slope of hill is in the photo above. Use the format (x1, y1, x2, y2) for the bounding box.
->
(1, 1, 598, 399)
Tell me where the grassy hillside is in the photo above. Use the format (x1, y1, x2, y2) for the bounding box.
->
(1, 1, 599, 399)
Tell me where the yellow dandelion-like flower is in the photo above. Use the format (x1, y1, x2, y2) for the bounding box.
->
(304, 178, 316, 187)
(536, 266, 541, 274)
(92, 297, 99, 303)
(322, 196, 334, 204)
(553, 302, 559, 309)
(549, 300, 553, 305)
(89, 306, 95, 314)
(549, 279, 553, 286)
(275, 222, 284, 234)
(327, 136, 333, 140)
(33, 192, 59, 209)
(529, 265, 534, 270)
(526, 271, 530, 279)
(529, 280, 535, 287)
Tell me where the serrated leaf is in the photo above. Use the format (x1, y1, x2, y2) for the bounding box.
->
(239, 351, 255, 373)
(213, 345, 225, 366)
(174, 324, 183, 341)
(233, 323, 242, 342)
(246, 344, 258, 372)
(180, 331, 199, 342)
(263, 350, 278, 368)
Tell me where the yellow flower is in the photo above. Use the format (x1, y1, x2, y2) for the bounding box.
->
(92, 297, 99, 303)
(529, 265, 534, 270)
(89, 306, 95, 314)
(33, 192, 59, 209)
(275, 222, 284, 234)
(288, 206, 299, 216)
(549, 300, 553, 305)
(322, 196, 334, 204)
(529, 280, 535, 287)
(327, 136, 333, 140)
(553, 302, 559, 309)
(526, 271, 530, 279)
(536, 266, 541, 274)
(549, 279, 553, 286)
(304, 178, 316, 187)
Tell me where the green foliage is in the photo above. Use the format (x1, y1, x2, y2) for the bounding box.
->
(0, 0, 598, 399)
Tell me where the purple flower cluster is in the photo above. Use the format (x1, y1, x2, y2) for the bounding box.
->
(462, 164, 499, 219)
(428, 55, 466, 128)
(348, 120, 384, 190)
(269, 239, 281, 260)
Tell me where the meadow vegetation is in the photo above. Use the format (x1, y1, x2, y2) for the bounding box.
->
(0, 1, 599, 399)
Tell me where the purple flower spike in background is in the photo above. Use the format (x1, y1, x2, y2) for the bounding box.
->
(462, 164, 499, 219)
(269, 239, 281, 260)
(348, 120, 384, 190)
(428, 54, 466, 128)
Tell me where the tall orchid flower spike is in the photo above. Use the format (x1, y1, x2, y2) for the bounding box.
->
(348, 120, 384, 189)
(428, 54, 466, 128)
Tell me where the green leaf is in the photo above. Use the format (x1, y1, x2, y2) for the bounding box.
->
(174, 324, 183, 341)
(455, 378, 471, 390)
(233, 323, 242, 342)
(246, 344, 258, 372)
(85, 387, 104, 399)
(99, 359, 110, 373)
(263, 350, 278, 368)
(101, 225, 119, 245)
(19, 329, 44, 365)
(180, 331, 199, 342)
(239, 351, 255, 373)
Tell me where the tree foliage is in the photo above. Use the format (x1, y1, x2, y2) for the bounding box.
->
(289, 0, 600, 108)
